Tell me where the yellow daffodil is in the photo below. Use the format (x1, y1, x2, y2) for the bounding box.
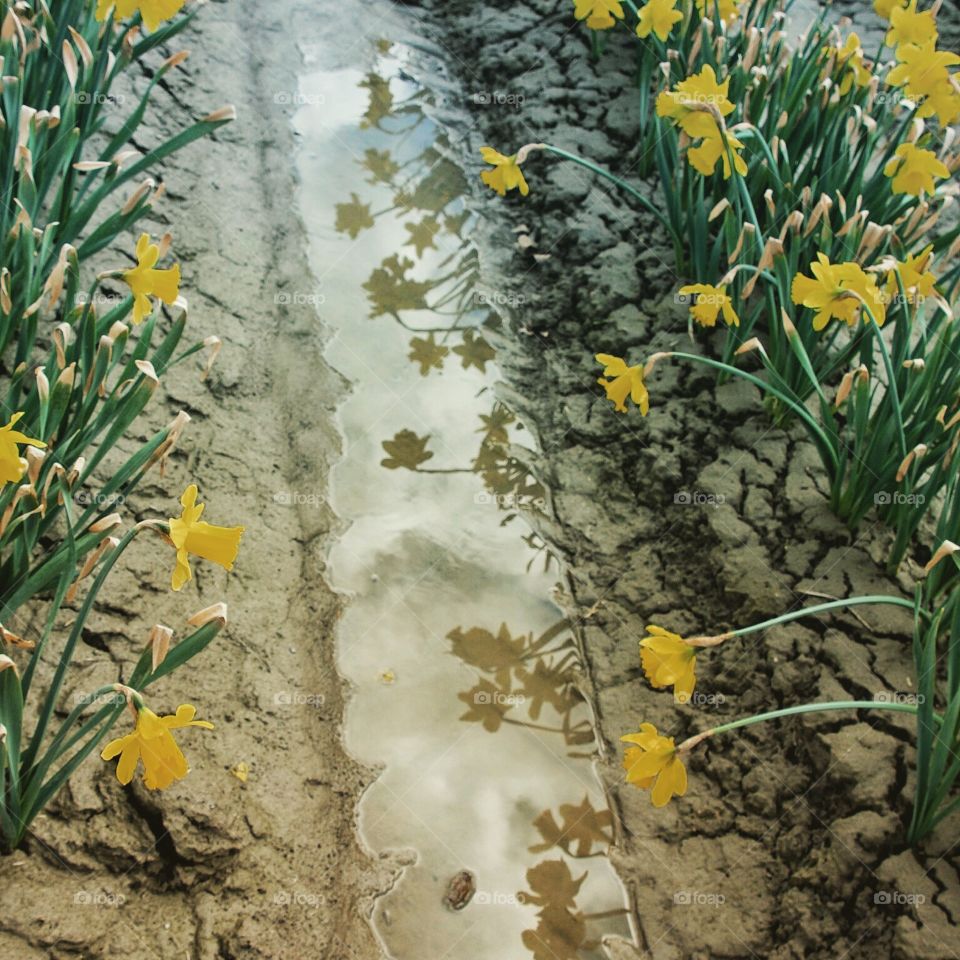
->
(621, 722, 688, 806)
(122, 233, 181, 325)
(0, 413, 44, 486)
(678, 283, 740, 327)
(875, 0, 907, 18)
(101, 702, 213, 790)
(640, 626, 697, 702)
(479, 147, 529, 197)
(695, 0, 741, 23)
(791, 254, 888, 331)
(829, 33, 873, 95)
(886, 244, 937, 303)
(636, 0, 683, 40)
(168, 484, 245, 591)
(885, 0, 938, 50)
(595, 354, 649, 414)
(688, 126, 748, 178)
(887, 41, 960, 126)
(656, 65, 735, 137)
(95, 0, 187, 33)
(884, 142, 949, 197)
(573, 0, 624, 29)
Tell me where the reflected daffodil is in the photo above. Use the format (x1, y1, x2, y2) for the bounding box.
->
(168, 484, 245, 591)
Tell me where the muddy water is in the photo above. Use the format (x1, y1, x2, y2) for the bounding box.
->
(292, 17, 632, 960)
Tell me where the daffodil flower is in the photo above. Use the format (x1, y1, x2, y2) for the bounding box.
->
(0, 413, 45, 486)
(621, 722, 688, 806)
(122, 233, 181, 325)
(636, 0, 683, 41)
(687, 127, 748, 179)
(694, 0, 741, 24)
(640, 626, 698, 703)
(168, 484, 245, 591)
(95, 0, 187, 33)
(595, 354, 649, 414)
(874, 0, 907, 18)
(573, 0, 624, 30)
(656, 65, 735, 137)
(791, 253, 888, 331)
(886, 41, 960, 126)
(479, 147, 530, 197)
(885, 244, 937, 304)
(101, 702, 213, 790)
(828, 33, 873, 95)
(678, 283, 740, 327)
(885, 0, 938, 50)
(883, 142, 949, 197)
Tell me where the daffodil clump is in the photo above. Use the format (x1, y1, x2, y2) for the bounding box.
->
(0, 0, 243, 851)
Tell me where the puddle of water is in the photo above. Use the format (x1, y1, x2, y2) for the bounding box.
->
(293, 16, 631, 960)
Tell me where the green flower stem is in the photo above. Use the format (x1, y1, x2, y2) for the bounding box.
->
(539, 145, 679, 243)
(655, 351, 840, 472)
(686, 594, 920, 647)
(679, 699, 929, 754)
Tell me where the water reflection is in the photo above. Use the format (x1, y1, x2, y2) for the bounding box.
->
(296, 36, 630, 960)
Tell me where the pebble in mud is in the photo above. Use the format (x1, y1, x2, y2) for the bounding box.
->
(442, 870, 476, 911)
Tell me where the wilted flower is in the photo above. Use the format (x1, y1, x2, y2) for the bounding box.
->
(595, 354, 649, 414)
(123, 233, 181, 324)
(885, 0, 938, 50)
(168, 484, 245, 591)
(791, 254, 888, 331)
(0, 413, 45, 486)
(95, 0, 187, 33)
(479, 147, 529, 197)
(636, 0, 683, 40)
(884, 142, 949, 197)
(640, 626, 697, 702)
(101, 702, 213, 790)
(679, 283, 740, 327)
(621, 722, 688, 806)
(573, 0, 624, 29)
